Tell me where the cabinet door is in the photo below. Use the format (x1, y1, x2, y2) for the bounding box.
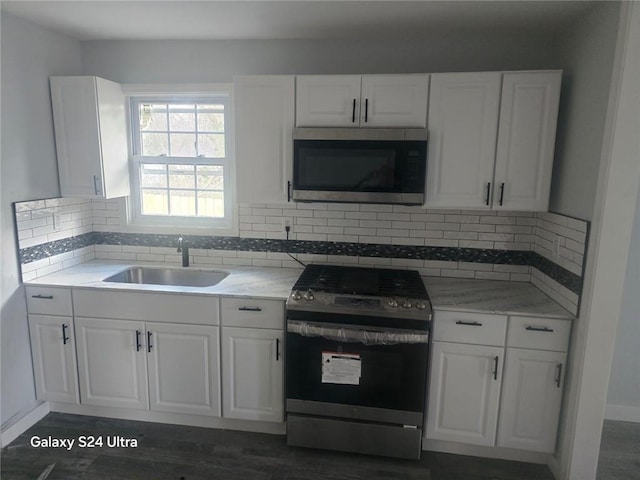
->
(147, 323, 221, 417)
(425, 73, 502, 208)
(235, 76, 295, 204)
(75, 317, 148, 409)
(221, 327, 284, 422)
(95, 77, 130, 199)
(493, 71, 561, 211)
(296, 75, 362, 127)
(28, 315, 79, 403)
(50, 76, 103, 198)
(360, 74, 429, 127)
(426, 341, 503, 446)
(497, 348, 566, 452)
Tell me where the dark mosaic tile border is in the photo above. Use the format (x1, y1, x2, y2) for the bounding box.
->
(20, 232, 583, 295)
(19, 232, 95, 264)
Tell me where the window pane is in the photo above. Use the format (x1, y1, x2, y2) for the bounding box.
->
(170, 190, 196, 216)
(169, 104, 195, 132)
(169, 133, 196, 157)
(141, 133, 168, 156)
(139, 104, 167, 131)
(168, 164, 195, 189)
(141, 189, 168, 215)
(140, 164, 167, 188)
(196, 165, 224, 190)
(197, 191, 224, 217)
(197, 112, 224, 132)
(198, 134, 225, 157)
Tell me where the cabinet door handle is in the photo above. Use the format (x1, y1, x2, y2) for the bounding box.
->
(499, 182, 505, 206)
(352, 98, 356, 123)
(238, 306, 262, 312)
(31, 294, 54, 300)
(485, 182, 491, 206)
(493, 356, 499, 380)
(455, 320, 483, 327)
(364, 98, 369, 123)
(147, 331, 153, 352)
(287, 180, 292, 202)
(62, 324, 69, 345)
(93, 175, 101, 196)
(525, 326, 554, 333)
(276, 338, 281, 361)
(135, 330, 142, 352)
(556, 363, 563, 388)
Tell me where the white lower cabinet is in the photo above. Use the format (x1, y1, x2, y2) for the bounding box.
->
(75, 317, 221, 416)
(147, 323, 220, 416)
(75, 317, 148, 410)
(28, 314, 79, 404)
(426, 311, 571, 456)
(426, 341, 503, 446)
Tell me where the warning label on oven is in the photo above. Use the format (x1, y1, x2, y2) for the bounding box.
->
(321, 352, 361, 385)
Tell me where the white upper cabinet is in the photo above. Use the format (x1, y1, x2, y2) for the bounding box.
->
(493, 71, 562, 211)
(296, 74, 429, 128)
(50, 76, 130, 199)
(234, 76, 295, 204)
(425, 73, 502, 208)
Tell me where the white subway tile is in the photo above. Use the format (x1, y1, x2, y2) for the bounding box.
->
(344, 227, 377, 236)
(480, 216, 516, 225)
(326, 255, 360, 264)
(108, 252, 137, 261)
(479, 233, 514, 242)
(360, 220, 392, 229)
(314, 210, 345, 219)
(327, 235, 359, 243)
(327, 203, 360, 211)
(424, 239, 459, 247)
(493, 264, 530, 273)
(416, 268, 441, 277)
(427, 209, 461, 214)
(360, 204, 393, 213)
(236, 251, 268, 259)
(441, 269, 475, 279)
(378, 212, 410, 221)
(252, 259, 282, 268)
(296, 233, 328, 241)
(345, 212, 377, 220)
(510, 273, 531, 282)
(460, 223, 496, 233)
(36, 263, 64, 277)
(391, 258, 425, 267)
(475, 271, 510, 281)
(328, 219, 359, 227)
(392, 237, 425, 246)
(458, 262, 493, 271)
(239, 231, 266, 238)
(359, 257, 391, 266)
(358, 236, 391, 244)
(459, 240, 494, 249)
(516, 217, 537, 226)
(565, 238, 586, 256)
(20, 235, 50, 248)
(494, 242, 531, 251)
(495, 225, 533, 234)
(21, 257, 51, 273)
(297, 217, 328, 226)
(376, 228, 409, 237)
(425, 222, 460, 231)
(252, 208, 283, 216)
(444, 231, 478, 240)
(409, 230, 443, 238)
(296, 202, 327, 210)
(136, 253, 165, 262)
(566, 217, 588, 233)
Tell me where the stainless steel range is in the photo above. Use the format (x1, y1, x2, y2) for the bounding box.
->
(285, 264, 432, 460)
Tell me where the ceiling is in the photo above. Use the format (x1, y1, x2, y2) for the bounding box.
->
(1, 1, 595, 41)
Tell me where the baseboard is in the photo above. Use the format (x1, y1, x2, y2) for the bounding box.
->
(49, 402, 286, 435)
(1, 402, 50, 448)
(604, 404, 640, 422)
(423, 438, 550, 464)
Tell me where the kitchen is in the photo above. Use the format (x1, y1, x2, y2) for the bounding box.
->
(1, 2, 639, 480)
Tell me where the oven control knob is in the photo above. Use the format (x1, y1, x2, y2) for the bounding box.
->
(303, 289, 315, 301)
(387, 299, 398, 308)
(415, 301, 427, 310)
(401, 300, 413, 309)
(292, 290, 302, 300)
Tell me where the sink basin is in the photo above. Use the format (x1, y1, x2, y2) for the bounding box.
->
(103, 267, 229, 288)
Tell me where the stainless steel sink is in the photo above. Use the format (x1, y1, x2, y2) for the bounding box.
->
(103, 267, 229, 288)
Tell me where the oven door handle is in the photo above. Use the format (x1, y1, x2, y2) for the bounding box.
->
(287, 320, 429, 345)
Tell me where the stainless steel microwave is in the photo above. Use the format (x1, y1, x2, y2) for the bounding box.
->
(292, 128, 427, 205)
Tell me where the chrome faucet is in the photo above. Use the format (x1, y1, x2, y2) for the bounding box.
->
(177, 235, 189, 267)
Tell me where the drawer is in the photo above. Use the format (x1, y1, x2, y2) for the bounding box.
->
(507, 316, 572, 352)
(220, 297, 284, 329)
(433, 310, 507, 346)
(72, 289, 219, 325)
(26, 286, 72, 316)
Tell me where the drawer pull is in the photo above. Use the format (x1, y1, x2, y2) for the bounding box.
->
(31, 294, 54, 300)
(239, 306, 262, 312)
(493, 356, 499, 380)
(147, 331, 153, 352)
(555, 363, 563, 388)
(62, 324, 69, 345)
(526, 326, 554, 333)
(456, 320, 483, 327)
(135, 330, 142, 352)
(276, 338, 281, 361)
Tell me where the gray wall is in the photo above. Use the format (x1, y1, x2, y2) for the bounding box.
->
(1, 12, 82, 427)
(549, 2, 621, 221)
(80, 34, 557, 83)
(606, 186, 640, 420)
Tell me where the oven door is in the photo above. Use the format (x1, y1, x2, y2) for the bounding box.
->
(286, 319, 429, 422)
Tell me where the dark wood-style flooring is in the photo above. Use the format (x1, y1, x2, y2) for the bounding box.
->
(2, 413, 556, 480)
(597, 420, 640, 480)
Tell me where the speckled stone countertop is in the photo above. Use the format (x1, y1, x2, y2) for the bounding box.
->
(24, 260, 303, 300)
(423, 276, 574, 320)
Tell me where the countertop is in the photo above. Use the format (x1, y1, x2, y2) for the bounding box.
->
(24, 260, 303, 300)
(25, 260, 573, 319)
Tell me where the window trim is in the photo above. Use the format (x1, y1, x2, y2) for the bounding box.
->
(124, 85, 236, 234)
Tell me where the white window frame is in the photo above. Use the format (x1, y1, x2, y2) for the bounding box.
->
(124, 84, 236, 234)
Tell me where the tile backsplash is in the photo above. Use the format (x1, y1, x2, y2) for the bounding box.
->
(14, 196, 588, 315)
